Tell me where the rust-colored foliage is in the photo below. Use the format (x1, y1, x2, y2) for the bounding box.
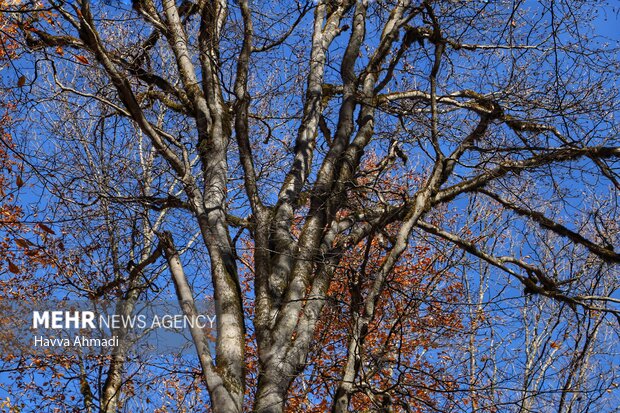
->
(237, 157, 464, 411)
(0, 17, 70, 412)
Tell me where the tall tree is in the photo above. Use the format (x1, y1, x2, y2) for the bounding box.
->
(1, 0, 619, 411)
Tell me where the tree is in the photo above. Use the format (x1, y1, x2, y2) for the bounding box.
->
(0, 0, 59, 304)
(1, 0, 619, 412)
(0, 10, 76, 412)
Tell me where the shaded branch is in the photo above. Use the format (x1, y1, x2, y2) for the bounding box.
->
(479, 189, 620, 263)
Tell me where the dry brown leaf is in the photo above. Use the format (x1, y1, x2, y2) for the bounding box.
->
(38, 223, 56, 235)
(8, 260, 20, 274)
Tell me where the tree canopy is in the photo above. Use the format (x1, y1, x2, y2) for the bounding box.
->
(1, 0, 619, 412)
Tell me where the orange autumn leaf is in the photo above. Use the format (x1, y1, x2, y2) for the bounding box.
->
(75, 55, 89, 64)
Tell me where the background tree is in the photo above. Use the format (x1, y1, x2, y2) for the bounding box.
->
(0, 0, 619, 412)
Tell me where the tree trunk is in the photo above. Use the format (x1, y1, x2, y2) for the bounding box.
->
(254, 376, 287, 413)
